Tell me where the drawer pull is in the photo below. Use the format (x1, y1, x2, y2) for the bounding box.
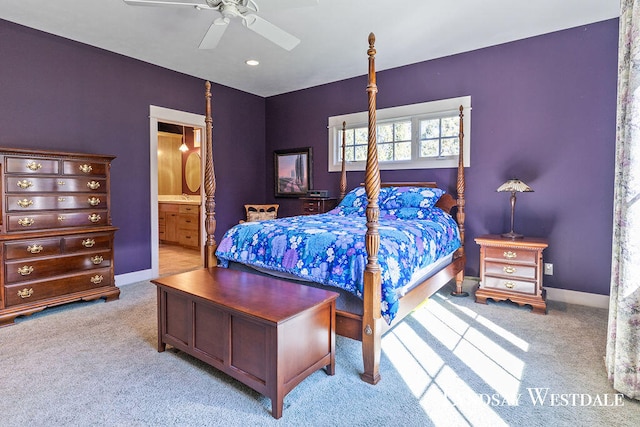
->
(17, 180, 33, 189)
(57, 180, 66, 186)
(58, 197, 66, 202)
(79, 164, 93, 173)
(18, 265, 34, 276)
(26, 161, 42, 171)
(91, 255, 104, 265)
(503, 251, 517, 259)
(88, 197, 101, 206)
(503, 266, 517, 274)
(58, 215, 66, 221)
(18, 217, 35, 227)
(88, 214, 101, 223)
(27, 244, 43, 254)
(17, 199, 34, 208)
(90, 275, 104, 285)
(17, 288, 34, 299)
(87, 181, 101, 190)
(82, 238, 96, 248)
(504, 282, 516, 289)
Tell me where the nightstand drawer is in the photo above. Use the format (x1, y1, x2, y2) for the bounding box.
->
(483, 277, 536, 294)
(484, 261, 536, 280)
(484, 247, 537, 264)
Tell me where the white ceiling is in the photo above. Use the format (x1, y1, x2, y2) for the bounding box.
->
(0, 0, 620, 97)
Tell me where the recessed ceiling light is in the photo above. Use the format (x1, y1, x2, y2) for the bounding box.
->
(245, 59, 260, 66)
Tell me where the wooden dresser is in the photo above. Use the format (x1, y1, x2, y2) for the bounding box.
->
(474, 234, 548, 314)
(300, 197, 338, 215)
(0, 147, 119, 327)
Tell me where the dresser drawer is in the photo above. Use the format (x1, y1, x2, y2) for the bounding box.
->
(63, 160, 108, 177)
(63, 233, 113, 252)
(484, 261, 536, 280)
(5, 194, 108, 212)
(5, 249, 112, 284)
(484, 246, 537, 264)
(178, 232, 199, 247)
(483, 277, 536, 294)
(5, 177, 106, 193)
(179, 205, 199, 215)
(3, 157, 59, 175)
(6, 210, 109, 232)
(4, 238, 62, 260)
(4, 268, 113, 307)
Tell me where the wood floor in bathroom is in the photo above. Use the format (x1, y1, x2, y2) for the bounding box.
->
(159, 243, 202, 277)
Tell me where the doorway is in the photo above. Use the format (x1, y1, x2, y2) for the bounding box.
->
(149, 106, 206, 277)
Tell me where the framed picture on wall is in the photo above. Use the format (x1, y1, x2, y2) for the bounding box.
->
(274, 147, 313, 197)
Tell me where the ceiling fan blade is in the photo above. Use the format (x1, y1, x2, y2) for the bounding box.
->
(199, 20, 228, 49)
(243, 14, 300, 51)
(123, 0, 212, 7)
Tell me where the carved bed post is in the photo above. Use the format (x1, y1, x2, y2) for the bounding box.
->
(204, 81, 218, 268)
(339, 121, 347, 201)
(450, 105, 468, 296)
(361, 33, 382, 385)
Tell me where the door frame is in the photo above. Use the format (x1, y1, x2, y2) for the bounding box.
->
(149, 105, 206, 277)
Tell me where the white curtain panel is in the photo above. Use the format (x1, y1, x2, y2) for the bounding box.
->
(606, 0, 640, 400)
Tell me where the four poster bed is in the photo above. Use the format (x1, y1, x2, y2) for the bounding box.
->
(200, 33, 467, 384)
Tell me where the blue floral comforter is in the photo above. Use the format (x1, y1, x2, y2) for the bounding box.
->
(216, 203, 461, 324)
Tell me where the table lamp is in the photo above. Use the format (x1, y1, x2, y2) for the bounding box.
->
(497, 178, 533, 239)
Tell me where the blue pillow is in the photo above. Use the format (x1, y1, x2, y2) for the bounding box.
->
(380, 186, 445, 210)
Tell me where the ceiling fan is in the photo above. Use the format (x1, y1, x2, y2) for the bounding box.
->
(123, 0, 317, 51)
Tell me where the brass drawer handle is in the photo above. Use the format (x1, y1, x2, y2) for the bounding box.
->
(58, 215, 66, 221)
(503, 251, 517, 259)
(26, 161, 42, 171)
(504, 281, 516, 289)
(87, 181, 101, 190)
(18, 288, 34, 299)
(17, 199, 34, 208)
(503, 266, 517, 274)
(80, 164, 93, 173)
(91, 255, 104, 265)
(17, 180, 33, 189)
(27, 244, 43, 254)
(88, 197, 101, 206)
(57, 180, 65, 186)
(82, 238, 96, 248)
(90, 275, 104, 285)
(18, 217, 35, 227)
(58, 197, 66, 202)
(18, 265, 34, 276)
(88, 214, 101, 223)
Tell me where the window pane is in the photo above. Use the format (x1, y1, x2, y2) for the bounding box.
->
(378, 143, 394, 162)
(345, 146, 355, 162)
(441, 117, 459, 137)
(420, 140, 439, 157)
(396, 141, 411, 160)
(355, 128, 368, 145)
(420, 119, 440, 139)
(394, 121, 412, 141)
(355, 145, 368, 161)
(344, 130, 354, 146)
(441, 137, 459, 156)
(378, 123, 393, 143)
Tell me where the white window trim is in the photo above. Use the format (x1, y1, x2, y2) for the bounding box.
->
(328, 96, 471, 172)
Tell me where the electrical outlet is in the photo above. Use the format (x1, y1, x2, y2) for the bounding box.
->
(544, 263, 553, 275)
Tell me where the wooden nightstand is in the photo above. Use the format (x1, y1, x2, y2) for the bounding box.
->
(300, 197, 338, 215)
(474, 234, 548, 314)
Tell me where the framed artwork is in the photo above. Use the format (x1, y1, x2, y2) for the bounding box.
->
(274, 147, 312, 197)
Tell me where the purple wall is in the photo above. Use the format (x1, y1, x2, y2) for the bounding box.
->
(266, 19, 619, 295)
(0, 19, 266, 274)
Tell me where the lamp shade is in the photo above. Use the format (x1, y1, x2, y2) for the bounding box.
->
(496, 178, 533, 193)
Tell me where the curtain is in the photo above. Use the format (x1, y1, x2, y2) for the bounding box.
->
(606, 0, 640, 400)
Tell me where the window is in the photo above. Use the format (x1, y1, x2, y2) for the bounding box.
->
(328, 96, 471, 172)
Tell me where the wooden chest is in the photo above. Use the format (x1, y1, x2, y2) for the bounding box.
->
(0, 147, 119, 326)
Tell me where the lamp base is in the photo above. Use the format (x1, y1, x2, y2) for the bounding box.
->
(501, 231, 524, 239)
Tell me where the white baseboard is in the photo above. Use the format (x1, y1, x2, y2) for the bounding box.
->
(115, 269, 154, 287)
(463, 277, 609, 309)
